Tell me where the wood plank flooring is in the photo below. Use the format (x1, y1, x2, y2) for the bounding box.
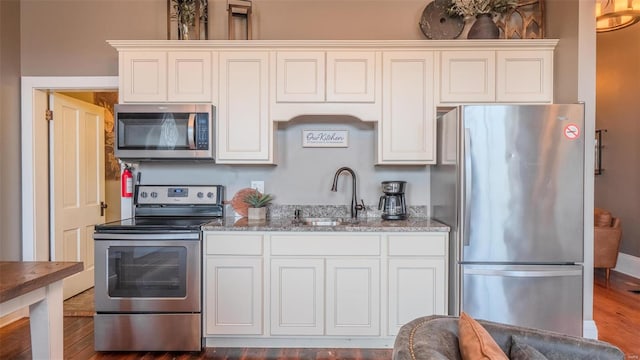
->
(593, 269, 640, 358)
(1, 270, 638, 359)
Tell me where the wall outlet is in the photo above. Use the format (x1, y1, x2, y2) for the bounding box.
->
(251, 181, 265, 193)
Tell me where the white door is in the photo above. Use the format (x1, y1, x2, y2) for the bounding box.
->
(50, 93, 105, 299)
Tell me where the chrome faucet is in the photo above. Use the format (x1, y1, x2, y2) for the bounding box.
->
(331, 167, 365, 219)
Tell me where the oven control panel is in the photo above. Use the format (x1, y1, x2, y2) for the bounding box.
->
(136, 185, 224, 205)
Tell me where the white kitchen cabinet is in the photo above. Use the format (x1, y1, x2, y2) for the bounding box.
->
(217, 51, 273, 164)
(326, 51, 376, 102)
(204, 233, 263, 336)
(496, 50, 553, 103)
(387, 258, 446, 335)
(379, 51, 436, 164)
(205, 257, 263, 335)
(439, 49, 553, 103)
(440, 50, 496, 103)
(167, 51, 213, 102)
(120, 51, 212, 103)
(120, 51, 167, 102)
(275, 51, 376, 103)
(326, 258, 380, 336)
(270, 233, 382, 337)
(276, 51, 325, 102)
(387, 234, 448, 336)
(270, 258, 324, 335)
(201, 230, 447, 347)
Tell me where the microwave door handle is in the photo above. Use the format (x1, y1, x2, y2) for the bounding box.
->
(187, 113, 196, 149)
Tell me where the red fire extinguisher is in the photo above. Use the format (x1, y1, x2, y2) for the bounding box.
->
(121, 166, 133, 198)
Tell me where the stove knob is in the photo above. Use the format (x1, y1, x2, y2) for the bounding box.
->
(197, 192, 204, 199)
(150, 192, 158, 198)
(140, 192, 148, 198)
(207, 192, 214, 199)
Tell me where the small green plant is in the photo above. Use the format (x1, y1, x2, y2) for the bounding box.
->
(243, 191, 273, 208)
(448, 0, 517, 18)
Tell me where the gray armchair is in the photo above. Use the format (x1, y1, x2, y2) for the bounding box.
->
(393, 315, 624, 360)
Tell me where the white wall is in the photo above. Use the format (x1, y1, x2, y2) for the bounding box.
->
(0, 0, 22, 261)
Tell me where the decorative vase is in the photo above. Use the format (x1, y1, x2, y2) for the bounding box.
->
(169, 0, 209, 40)
(467, 13, 500, 39)
(247, 207, 267, 221)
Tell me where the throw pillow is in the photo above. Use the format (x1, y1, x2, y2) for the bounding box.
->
(509, 336, 549, 360)
(458, 312, 509, 360)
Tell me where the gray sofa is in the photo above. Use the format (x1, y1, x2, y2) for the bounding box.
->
(393, 316, 624, 360)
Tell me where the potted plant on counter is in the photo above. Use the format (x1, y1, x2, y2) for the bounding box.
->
(243, 191, 273, 221)
(448, 0, 517, 39)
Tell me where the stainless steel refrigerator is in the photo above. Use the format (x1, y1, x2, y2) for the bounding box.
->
(431, 104, 584, 337)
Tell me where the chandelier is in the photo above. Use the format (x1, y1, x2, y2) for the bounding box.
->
(596, 0, 640, 32)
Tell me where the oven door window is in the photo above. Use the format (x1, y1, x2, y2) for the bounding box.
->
(107, 246, 187, 298)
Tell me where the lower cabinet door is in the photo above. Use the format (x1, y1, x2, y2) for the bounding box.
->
(387, 258, 446, 336)
(205, 257, 262, 335)
(270, 258, 324, 335)
(326, 258, 380, 336)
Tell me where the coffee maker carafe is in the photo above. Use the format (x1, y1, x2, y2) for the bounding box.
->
(378, 181, 407, 220)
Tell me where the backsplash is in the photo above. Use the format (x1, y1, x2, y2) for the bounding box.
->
(262, 204, 429, 219)
(137, 117, 431, 207)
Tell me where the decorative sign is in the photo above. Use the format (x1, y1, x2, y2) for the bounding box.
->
(302, 130, 349, 148)
(563, 123, 580, 140)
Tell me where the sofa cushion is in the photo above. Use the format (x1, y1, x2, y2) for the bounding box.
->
(510, 336, 549, 359)
(458, 312, 509, 360)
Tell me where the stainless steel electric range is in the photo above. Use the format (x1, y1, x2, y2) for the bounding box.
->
(93, 185, 224, 352)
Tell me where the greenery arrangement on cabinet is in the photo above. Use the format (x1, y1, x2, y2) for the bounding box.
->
(169, 0, 208, 40)
(448, 0, 517, 39)
(447, 0, 517, 18)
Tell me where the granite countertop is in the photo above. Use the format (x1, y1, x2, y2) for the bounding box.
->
(202, 216, 450, 232)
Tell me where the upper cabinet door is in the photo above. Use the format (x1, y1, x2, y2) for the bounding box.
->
(440, 51, 496, 103)
(217, 51, 273, 164)
(496, 50, 553, 103)
(276, 51, 325, 102)
(167, 51, 212, 102)
(379, 51, 436, 164)
(121, 51, 168, 102)
(326, 51, 376, 103)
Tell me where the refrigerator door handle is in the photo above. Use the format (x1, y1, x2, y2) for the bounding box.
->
(463, 128, 472, 246)
(464, 268, 582, 277)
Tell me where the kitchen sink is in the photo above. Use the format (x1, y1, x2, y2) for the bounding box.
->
(294, 217, 359, 226)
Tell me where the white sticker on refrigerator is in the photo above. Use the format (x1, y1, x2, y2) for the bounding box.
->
(563, 123, 580, 140)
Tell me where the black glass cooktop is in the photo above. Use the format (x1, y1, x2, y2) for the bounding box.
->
(95, 217, 217, 232)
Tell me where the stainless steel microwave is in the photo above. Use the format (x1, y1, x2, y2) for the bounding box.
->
(115, 103, 214, 160)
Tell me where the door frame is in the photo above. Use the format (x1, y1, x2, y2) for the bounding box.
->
(20, 76, 118, 261)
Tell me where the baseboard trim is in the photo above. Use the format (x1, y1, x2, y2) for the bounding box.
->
(583, 320, 598, 339)
(614, 252, 640, 279)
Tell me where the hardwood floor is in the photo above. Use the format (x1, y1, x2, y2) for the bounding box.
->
(593, 269, 640, 358)
(0, 316, 393, 360)
(1, 270, 638, 359)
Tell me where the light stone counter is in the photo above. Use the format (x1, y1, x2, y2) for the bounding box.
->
(202, 216, 449, 232)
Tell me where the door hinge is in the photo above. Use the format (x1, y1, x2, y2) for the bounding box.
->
(45, 109, 53, 121)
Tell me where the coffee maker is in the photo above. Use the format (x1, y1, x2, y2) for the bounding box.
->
(378, 181, 408, 220)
